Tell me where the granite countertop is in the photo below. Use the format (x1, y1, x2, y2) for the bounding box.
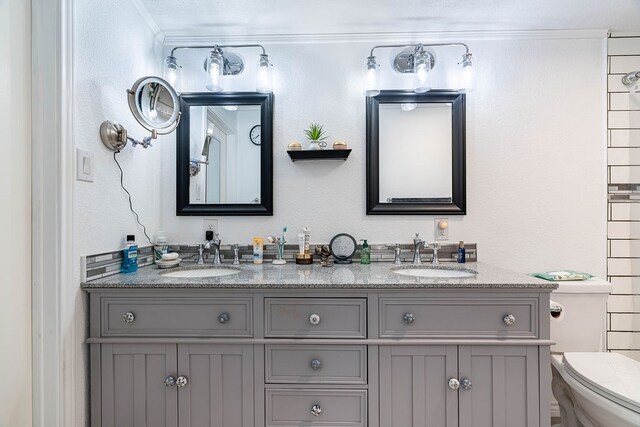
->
(81, 262, 558, 290)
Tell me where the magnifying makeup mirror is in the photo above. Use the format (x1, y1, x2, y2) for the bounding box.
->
(100, 76, 182, 151)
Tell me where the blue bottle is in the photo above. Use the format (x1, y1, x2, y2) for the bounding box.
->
(457, 241, 466, 264)
(121, 234, 139, 273)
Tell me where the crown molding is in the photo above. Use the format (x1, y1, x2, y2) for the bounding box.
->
(130, 0, 165, 44)
(163, 29, 609, 47)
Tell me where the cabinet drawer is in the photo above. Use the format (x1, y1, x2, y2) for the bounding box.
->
(379, 297, 538, 338)
(266, 388, 367, 427)
(265, 298, 366, 338)
(265, 345, 367, 384)
(101, 297, 252, 337)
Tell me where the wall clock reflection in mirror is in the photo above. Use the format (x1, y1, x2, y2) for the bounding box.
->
(250, 124, 261, 145)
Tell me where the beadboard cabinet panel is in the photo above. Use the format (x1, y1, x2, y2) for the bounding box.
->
(177, 344, 254, 427)
(379, 345, 459, 427)
(100, 344, 178, 427)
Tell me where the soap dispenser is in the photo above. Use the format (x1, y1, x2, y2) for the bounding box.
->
(360, 239, 371, 265)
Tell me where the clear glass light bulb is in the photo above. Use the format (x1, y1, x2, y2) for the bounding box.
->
(205, 50, 224, 92)
(365, 56, 380, 97)
(461, 53, 475, 91)
(413, 49, 432, 93)
(256, 54, 273, 93)
(164, 55, 180, 92)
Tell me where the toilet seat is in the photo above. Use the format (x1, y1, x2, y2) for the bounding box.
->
(563, 352, 640, 414)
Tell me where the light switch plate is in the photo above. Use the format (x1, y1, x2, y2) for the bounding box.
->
(434, 218, 449, 241)
(76, 148, 94, 182)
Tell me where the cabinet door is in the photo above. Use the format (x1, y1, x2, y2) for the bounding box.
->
(379, 346, 458, 427)
(178, 344, 254, 427)
(100, 344, 178, 427)
(458, 346, 539, 427)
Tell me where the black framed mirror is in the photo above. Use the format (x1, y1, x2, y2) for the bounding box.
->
(176, 92, 273, 215)
(366, 90, 466, 215)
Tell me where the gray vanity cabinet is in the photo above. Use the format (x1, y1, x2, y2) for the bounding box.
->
(379, 345, 541, 427)
(87, 287, 552, 427)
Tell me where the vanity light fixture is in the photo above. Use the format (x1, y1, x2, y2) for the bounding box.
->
(365, 42, 475, 96)
(164, 44, 274, 93)
(622, 71, 640, 93)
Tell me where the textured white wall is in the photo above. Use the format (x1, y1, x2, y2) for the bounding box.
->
(73, 0, 165, 423)
(0, 0, 32, 425)
(161, 37, 607, 277)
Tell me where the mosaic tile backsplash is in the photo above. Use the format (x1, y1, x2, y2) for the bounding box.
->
(83, 242, 477, 282)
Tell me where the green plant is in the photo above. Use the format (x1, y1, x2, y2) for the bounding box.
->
(304, 123, 328, 141)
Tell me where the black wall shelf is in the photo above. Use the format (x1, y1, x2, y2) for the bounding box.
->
(287, 149, 352, 162)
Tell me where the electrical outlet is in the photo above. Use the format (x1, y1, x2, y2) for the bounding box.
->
(434, 218, 449, 241)
(203, 219, 218, 238)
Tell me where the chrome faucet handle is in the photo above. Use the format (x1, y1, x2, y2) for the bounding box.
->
(394, 244, 402, 265)
(232, 244, 240, 265)
(431, 243, 440, 265)
(196, 244, 205, 265)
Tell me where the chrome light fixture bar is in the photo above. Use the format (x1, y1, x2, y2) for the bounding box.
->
(365, 42, 475, 96)
(164, 44, 273, 93)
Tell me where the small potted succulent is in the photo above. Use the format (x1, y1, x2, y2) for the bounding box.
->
(304, 123, 328, 150)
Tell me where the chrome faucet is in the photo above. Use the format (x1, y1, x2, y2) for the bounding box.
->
(205, 232, 222, 265)
(431, 243, 440, 265)
(412, 233, 427, 265)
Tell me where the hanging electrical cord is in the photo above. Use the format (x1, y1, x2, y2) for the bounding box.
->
(113, 151, 152, 245)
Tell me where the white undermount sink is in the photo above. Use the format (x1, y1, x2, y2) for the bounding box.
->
(162, 267, 240, 278)
(392, 267, 476, 278)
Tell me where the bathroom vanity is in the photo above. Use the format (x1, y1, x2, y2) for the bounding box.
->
(83, 263, 556, 427)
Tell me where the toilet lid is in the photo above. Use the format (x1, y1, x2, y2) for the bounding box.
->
(563, 352, 640, 414)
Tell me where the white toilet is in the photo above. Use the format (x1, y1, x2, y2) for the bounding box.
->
(550, 278, 640, 427)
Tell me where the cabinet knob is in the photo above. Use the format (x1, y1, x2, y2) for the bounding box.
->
(403, 313, 416, 325)
(503, 314, 516, 326)
(123, 312, 135, 323)
(448, 378, 460, 390)
(310, 359, 322, 371)
(176, 376, 188, 388)
(309, 314, 321, 325)
(311, 404, 322, 417)
(218, 312, 230, 324)
(461, 378, 472, 390)
(164, 376, 176, 387)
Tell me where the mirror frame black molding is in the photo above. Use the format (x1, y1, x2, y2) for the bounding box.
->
(176, 92, 274, 216)
(366, 90, 466, 215)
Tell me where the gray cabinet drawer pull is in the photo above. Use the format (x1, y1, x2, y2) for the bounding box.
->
(448, 378, 460, 390)
(310, 359, 322, 371)
(503, 314, 516, 326)
(176, 376, 188, 388)
(164, 376, 176, 387)
(218, 312, 230, 324)
(309, 314, 321, 325)
(311, 404, 322, 416)
(123, 312, 135, 323)
(402, 313, 416, 324)
(461, 378, 472, 390)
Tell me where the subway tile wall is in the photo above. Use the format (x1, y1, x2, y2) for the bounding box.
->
(607, 34, 640, 361)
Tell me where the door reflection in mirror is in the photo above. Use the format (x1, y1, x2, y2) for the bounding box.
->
(189, 105, 261, 204)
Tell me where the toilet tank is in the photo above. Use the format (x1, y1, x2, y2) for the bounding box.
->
(550, 278, 612, 353)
